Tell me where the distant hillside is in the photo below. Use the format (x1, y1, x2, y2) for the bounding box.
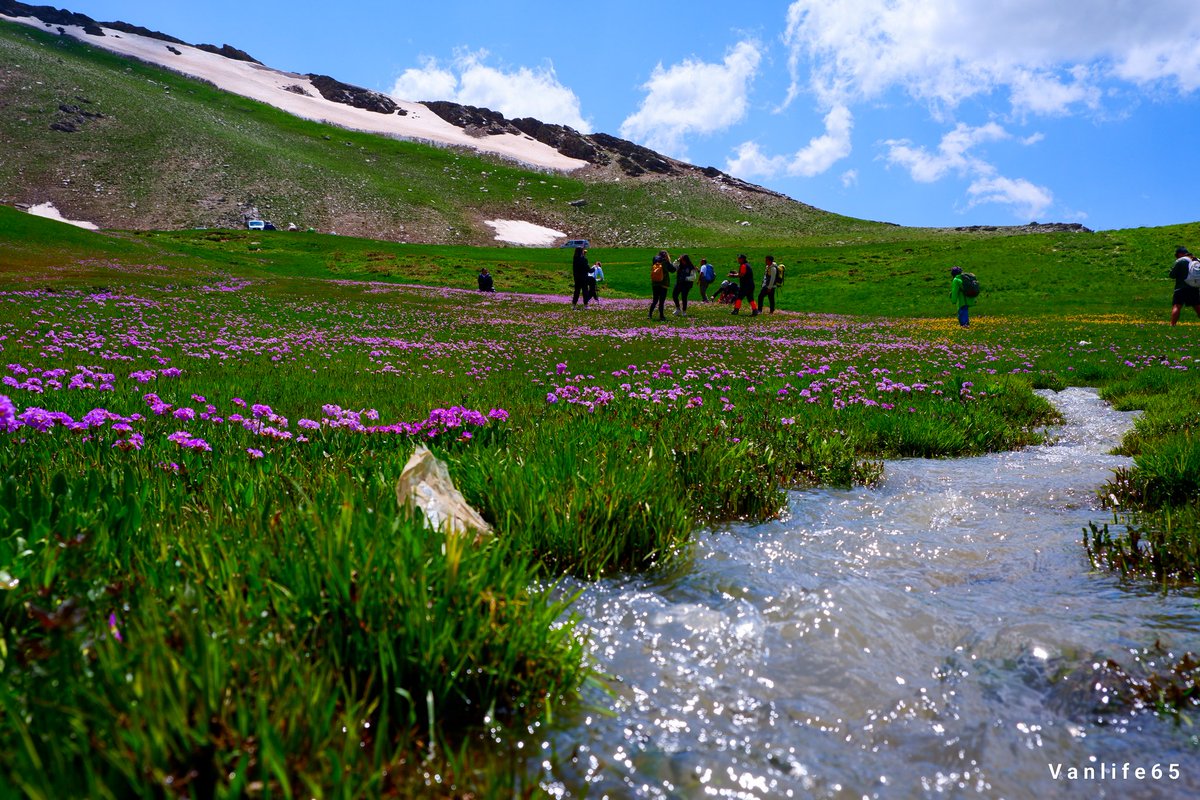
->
(0, 5, 917, 247)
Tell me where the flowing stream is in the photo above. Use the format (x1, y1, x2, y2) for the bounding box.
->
(541, 388, 1200, 799)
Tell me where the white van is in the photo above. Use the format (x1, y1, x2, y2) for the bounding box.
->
(561, 238, 589, 248)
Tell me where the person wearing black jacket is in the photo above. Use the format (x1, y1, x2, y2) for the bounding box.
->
(1170, 246, 1200, 325)
(571, 246, 591, 308)
(672, 254, 697, 317)
(477, 267, 495, 292)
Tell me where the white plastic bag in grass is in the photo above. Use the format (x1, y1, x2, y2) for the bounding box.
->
(395, 445, 492, 539)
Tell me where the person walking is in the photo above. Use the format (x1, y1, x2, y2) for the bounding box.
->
(949, 266, 976, 327)
(672, 254, 697, 316)
(571, 246, 591, 309)
(697, 258, 716, 302)
(729, 254, 759, 316)
(757, 254, 779, 314)
(1169, 246, 1200, 325)
(649, 250, 674, 320)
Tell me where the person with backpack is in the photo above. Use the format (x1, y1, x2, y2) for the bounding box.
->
(728, 254, 759, 316)
(949, 265, 978, 327)
(672, 254, 697, 317)
(649, 250, 675, 321)
(1169, 246, 1200, 326)
(571, 246, 591, 309)
(698, 258, 716, 302)
(757, 254, 780, 314)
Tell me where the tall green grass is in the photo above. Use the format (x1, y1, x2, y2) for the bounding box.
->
(3, 192, 1200, 793)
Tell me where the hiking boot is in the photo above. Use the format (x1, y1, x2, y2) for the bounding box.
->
(751, 309, 759, 317)
(672, 309, 680, 316)
(680, 312, 687, 318)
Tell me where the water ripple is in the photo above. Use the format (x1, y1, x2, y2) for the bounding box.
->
(545, 389, 1200, 799)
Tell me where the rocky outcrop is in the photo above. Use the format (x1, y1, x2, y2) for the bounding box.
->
(510, 117, 603, 163)
(0, 2, 259, 62)
(588, 132, 675, 175)
(0, 0, 98, 31)
(49, 98, 104, 132)
(308, 74, 404, 115)
(195, 43, 262, 64)
(102, 21, 186, 45)
(422, 101, 785, 196)
(954, 222, 1093, 234)
(424, 102, 522, 136)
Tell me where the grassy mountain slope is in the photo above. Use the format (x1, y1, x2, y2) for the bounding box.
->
(0, 18, 902, 247)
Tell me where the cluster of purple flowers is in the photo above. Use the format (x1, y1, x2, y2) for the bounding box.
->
(4, 364, 116, 394)
(129, 367, 182, 384)
(1, 393, 147, 449)
(2, 391, 509, 459)
(358, 405, 509, 440)
(167, 430, 212, 452)
(545, 384, 616, 414)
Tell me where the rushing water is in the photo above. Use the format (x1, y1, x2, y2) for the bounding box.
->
(541, 388, 1200, 799)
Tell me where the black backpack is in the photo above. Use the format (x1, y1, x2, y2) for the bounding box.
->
(960, 272, 980, 298)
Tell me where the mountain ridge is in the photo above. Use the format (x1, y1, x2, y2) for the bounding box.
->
(0, 2, 1091, 244)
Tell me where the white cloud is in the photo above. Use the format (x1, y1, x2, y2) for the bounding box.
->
(1008, 68, 1102, 116)
(841, 169, 859, 188)
(390, 51, 591, 132)
(1115, 42, 1200, 93)
(783, 0, 1200, 113)
(884, 122, 1009, 183)
(884, 122, 1051, 218)
(391, 57, 458, 102)
(726, 141, 787, 178)
(726, 104, 853, 179)
(967, 176, 1053, 220)
(619, 41, 762, 160)
(788, 104, 854, 176)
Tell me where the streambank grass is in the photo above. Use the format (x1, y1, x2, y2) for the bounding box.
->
(1, 454, 587, 797)
(3, 220, 1200, 792)
(1085, 370, 1200, 586)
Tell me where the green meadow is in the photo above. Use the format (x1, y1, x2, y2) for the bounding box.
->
(2, 201, 1200, 796)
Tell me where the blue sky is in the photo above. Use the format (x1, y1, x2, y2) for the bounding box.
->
(57, 0, 1200, 231)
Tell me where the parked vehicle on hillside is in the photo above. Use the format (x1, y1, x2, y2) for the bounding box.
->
(246, 219, 265, 231)
(560, 239, 589, 249)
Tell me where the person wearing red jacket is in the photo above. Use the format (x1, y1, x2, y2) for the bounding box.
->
(729, 254, 759, 316)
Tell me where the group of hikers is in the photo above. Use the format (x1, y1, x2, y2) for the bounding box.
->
(472, 243, 1200, 328)
(645, 250, 783, 320)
